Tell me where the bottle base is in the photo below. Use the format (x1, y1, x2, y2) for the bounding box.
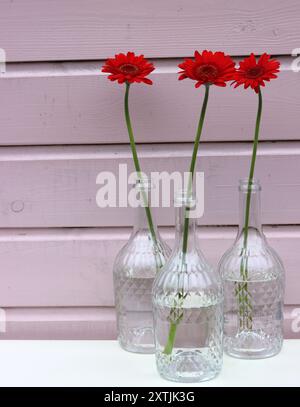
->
(224, 330, 283, 359)
(118, 326, 155, 354)
(156, 349, 222, 383)
(118, 339, 155, 354)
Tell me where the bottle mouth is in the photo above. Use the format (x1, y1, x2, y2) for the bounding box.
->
(239, 178, 261, 192)
(174, 189, 197, 208)
(135, 175, 152, 192)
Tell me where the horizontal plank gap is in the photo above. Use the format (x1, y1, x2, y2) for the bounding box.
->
(0, 56, 296, 79)
(0, 141, 300, 161)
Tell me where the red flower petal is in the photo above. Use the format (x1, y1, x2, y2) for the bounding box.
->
(178, 50, 236, 88)
(102, 52, 155, 85)
(232, 53, 280, 92)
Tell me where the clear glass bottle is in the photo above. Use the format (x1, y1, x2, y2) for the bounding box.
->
(219, 179, 285, 359)
(152, 191, 223, 382)
(113, 179, 170, 354)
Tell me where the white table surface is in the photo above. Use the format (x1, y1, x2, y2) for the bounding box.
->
(0, 340, 299, 387)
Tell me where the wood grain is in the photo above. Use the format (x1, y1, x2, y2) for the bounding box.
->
(0, 142, 299, 227)
(0, 226, 298, 307)
(0, 58, 299, 145)
(0, 0, 299, 62)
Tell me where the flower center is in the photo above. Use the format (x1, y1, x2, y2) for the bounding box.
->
(246, 66, 264, 79)
(195, 64, 219, 81)
(119, 63, 139, 74)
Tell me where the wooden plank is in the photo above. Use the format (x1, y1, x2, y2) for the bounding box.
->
(0, 0, 299, 62)
(0, 58, 299, 145)
(0, 306, 298, 339)
(0, 142, 299, 227)
(0, 307, 116, 340)
(0, 226, 299, 307)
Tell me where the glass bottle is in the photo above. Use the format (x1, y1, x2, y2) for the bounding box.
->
(219, 179, 285, 359)
(113, 179, 170, 354)
(152, 191, 223, 382)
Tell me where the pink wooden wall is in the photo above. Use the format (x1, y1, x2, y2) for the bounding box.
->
(0, 0, 299, 339)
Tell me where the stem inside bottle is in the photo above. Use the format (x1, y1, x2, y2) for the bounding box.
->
(163, 192, 197, 354)
(237, 179, 262, 330)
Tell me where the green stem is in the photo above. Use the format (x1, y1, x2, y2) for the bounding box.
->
(182, 84, 210, 255)
(163, 322, 178, 355)
(243, 88, 263, 247)
(238, 88, 262, 330)
(163, 84, 210, 355)
(124, 82, 158, 247)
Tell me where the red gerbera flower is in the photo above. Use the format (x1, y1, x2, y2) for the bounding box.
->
(233, 53, 280, 93)
(102, 52, 155, 85)
(178, 50, 236, 88)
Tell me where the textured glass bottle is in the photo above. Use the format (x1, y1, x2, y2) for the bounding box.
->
(219, 180, 285, 359)
(113, 180, 170, 353)
(152, 191, 223, 382)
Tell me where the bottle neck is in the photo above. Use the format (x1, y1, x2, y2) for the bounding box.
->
(132, 184, 158, 234)
(237, 180, 263, 240)
(133, 205, 158, 233)
(174, 204, 197, 253)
